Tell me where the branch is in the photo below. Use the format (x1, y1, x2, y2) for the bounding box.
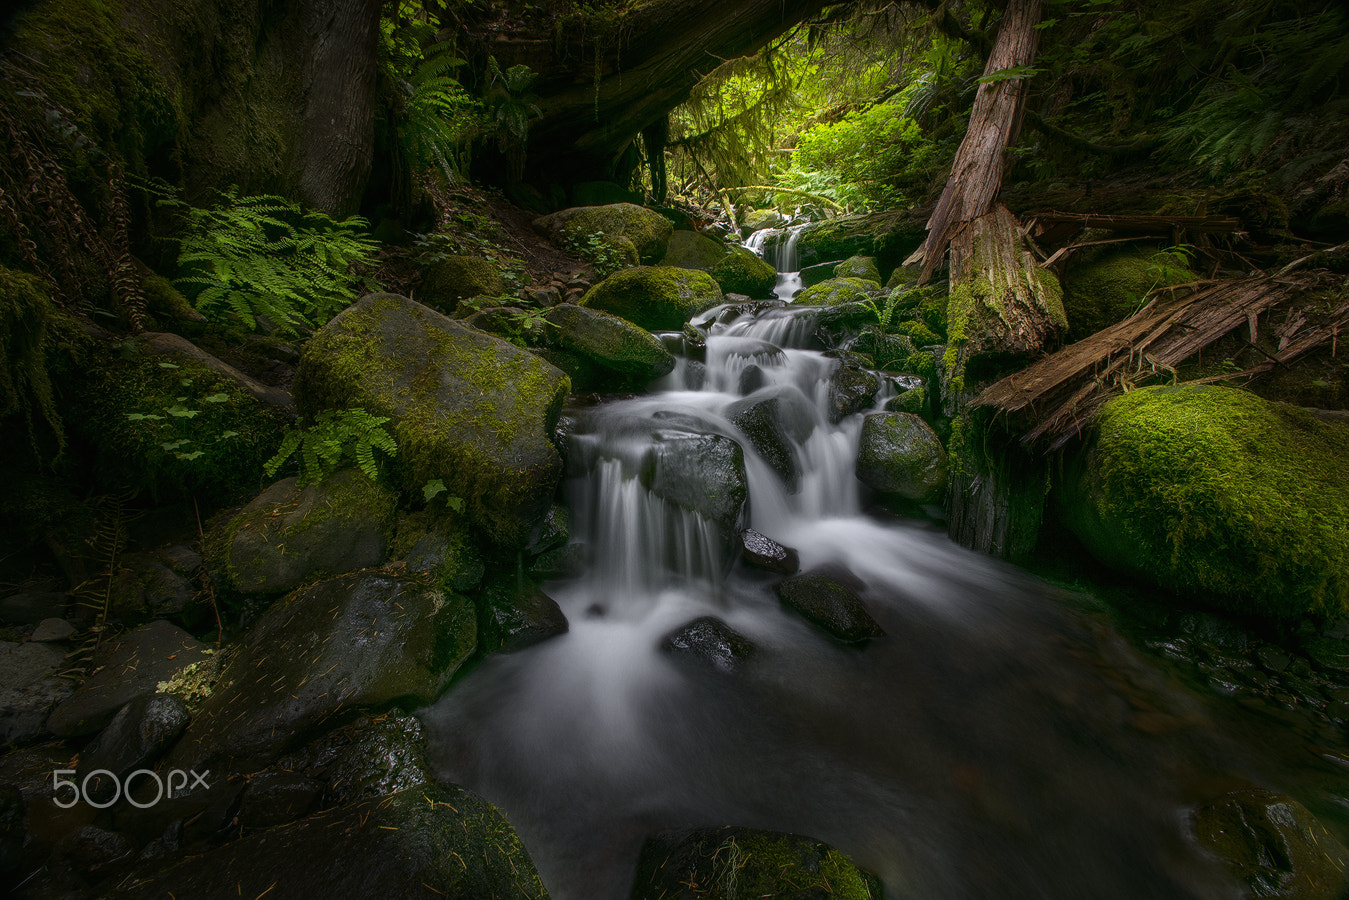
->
(906, 0, 993, 56)
(1023, 110, 1158, 155)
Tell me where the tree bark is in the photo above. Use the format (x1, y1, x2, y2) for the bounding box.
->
(913, 0, 1043, 282)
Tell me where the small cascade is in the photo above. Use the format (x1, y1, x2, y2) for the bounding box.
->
(746, 224, 808, 301)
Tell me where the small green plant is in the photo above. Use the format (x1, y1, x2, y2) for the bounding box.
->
(125, 361, 238, 461)
(562, 232, 628, 280)
(421, 478, 464, 511)
(264, 408, 397, 486)
(860, 291, 903, 332)
(168, 188, 379, 334)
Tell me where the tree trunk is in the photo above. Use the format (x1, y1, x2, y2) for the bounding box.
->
(913, 0, 1043, 282)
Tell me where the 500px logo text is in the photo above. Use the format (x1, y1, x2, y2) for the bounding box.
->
(52, 769, 210, 809)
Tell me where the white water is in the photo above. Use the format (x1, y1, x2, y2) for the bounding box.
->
(422, 295, 1248, 899)
(746, 224, 806, 301)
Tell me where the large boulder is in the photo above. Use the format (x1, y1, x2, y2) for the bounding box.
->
(114, 784, 548, 900)
(827, 363, 879, 423)
(794, 209, 926, 272)
(643, 429, 748, 538)
(534, 202, 674, 265)
(793, 277, 882, 307)
(543, 303, 675, 385)
(711, 244, 777, 298)
(210, 468, 397, 596)
(1058, 385, 1349, 620)
(632, 827, 882, 900)
(659, 230, 727, 270)
(856, 412, 949, 503)
(1062, 247, 1196, 340)
(169, 572, 476, 773)
(727, 388, 815, 490)
(0, 641, 74, 745)
(580, 266, 724, 332)
(293, 294, 570, 547)
(834, 254, 881, 283)
(419, 255, 508, 312)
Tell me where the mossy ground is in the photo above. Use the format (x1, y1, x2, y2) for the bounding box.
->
(1061, 247, 1196, 341)
(794, 277, 882, 307)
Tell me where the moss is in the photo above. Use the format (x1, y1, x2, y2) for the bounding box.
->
(155, 652, 222, 711)
(793, 277, 882, 307)
(0, 267, 63, 459)
(1062, 247, 1196, 340)
(834, 255, 881, 283)
(710, 244, 776, 297)
(420, 256, 509, 312)
(142, 272, 202, 323)
(893, 319, 942, 345)
(1063, 385, 1349, 620)
(579, 266, 723, 331)
(538, 203, 674, 265)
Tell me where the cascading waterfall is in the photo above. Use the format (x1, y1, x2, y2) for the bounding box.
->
(746, 224, 807, 301)
(421, 291, 1273, 899)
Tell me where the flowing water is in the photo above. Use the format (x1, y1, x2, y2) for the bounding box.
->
(422, 291, 1341, 898)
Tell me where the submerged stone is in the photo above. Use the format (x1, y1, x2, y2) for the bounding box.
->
(774, 571, 885, 643)
(740, 529, 800, 574)
(661, 616, 757, 674)
(856, 412, 949, 504)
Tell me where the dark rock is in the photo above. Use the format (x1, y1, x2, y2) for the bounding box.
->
(78, 694, 191, 804)
(47, 622, 209, 738)
(0, 784, 23, 879)
(827, 363, 879, 423)
(885, 385, 927, 417)
(294, 294, 570, 547)
(168, 572, 475, 774)
(800, 260, 842, 288)
(114, 774, 245, 849)
(856, 412, 949, 504)
(111, 546, 202, 623)
(1191, 788, 1349, 900)
(526, 504, 570, 556)
(316, 712, 431, 804)
(0, 640, 73, 744)
(631, 826, 882, 900)
(544, 303, 675, 383)
(113, 784, 548, 900)
(661, 616, 756, 674)
(0, 590, 68, 625)
(30, 617, 77, 642)
(210, 468, 397, 597)
(51, 825, 133, 877)
(643, 430, 748, 538)
(738, 363, 767, 394)
(727, 389, 815, 491)
(1302, 635, 1349, 675)
(478, 577, 570, 654)
(238, 772, 321, 829)
(400, 515, 486, 593)
(774, 572, 885, 643)
(740, 529, 800, 574)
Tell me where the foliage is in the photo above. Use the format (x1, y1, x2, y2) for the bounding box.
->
(561, 231, 629, 280)
(264, 408, 397, 486)
(167, 187, 378, 334)
(125, 361, 238, 462)
(413, 230, 528, 293)
(861, 291, 904, 331)
(484, 57, 542, 181)
(0, 266, 64, 459)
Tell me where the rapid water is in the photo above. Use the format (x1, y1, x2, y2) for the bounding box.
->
(746, 224, 805, 301)
(421, 299, 1300, 898)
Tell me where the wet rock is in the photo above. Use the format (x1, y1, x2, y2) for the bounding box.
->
(210, 467, 397, 597)
(631, 826, 882, 900)
(399, 513, 486, 593)
(51, 825, 133, 878)
(30, 617, 77, 642)
(711, 244, 776, 298)
(477, 576, 569, 654)
(801, 259, 842, 288)
(738, 363, 767, 394)
(580, 266, 724, 332)
(727, 389, 814, 491)
(47, 622, 209, 738)
(544, 303, 675, 384)
(661, 616, 756, 674)
(834, 254, 881, 283)
(526, 503, 570, 557)
(643, 430, 748, 538)
(295, 293, 570, 548)
(740, 529, 800, 575)
(0, 590, 67, 625)
(827, 363, 879, 423)
(238, 772, 321, 829)
(856, 412, 949, 504)
(0, 640, 73, 744)
(885, 385, 928, 417)
(315, 712, 431, 804)
(1301, 634, 1349, 675)
(114, 784, 548, 900)
(774, 572, 885, 643)
(110, 545, 202, 623)
(168, 572, 475, 774)
(77, 694, 191, 804)
(1191, 788, 1349, 899)
(114, 774, 245, 849)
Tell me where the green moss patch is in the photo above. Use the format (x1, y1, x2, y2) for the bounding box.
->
(1062, 247, 1196, 341)
(794, 277, 882, 307)
(579, 266, 723, 331)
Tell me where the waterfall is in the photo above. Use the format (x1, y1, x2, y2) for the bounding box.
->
(746, 224, 807, 301)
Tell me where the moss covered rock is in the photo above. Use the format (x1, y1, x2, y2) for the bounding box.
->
(580, 266, 723, 331)
(835, 255, 881, 283)
(856, 412, 948, 503)
(115, 783, 547, 899)
(794, 277, 882, 307)
(293, 294, 569, 547)
(1059, 385, 1349, 620)
(659, 230, 728, 270)
(420, 255, 509, 312)
(632, 826, 880, 900)
(711, 244, 777, 297)
(170, 571, 475, 773)
(795, 210, 926, 273)
(741, 209, 788, 234)
(210, 468, 397, 597)
(543, 303, 675, 385)
(534, 202, 674, 264)
(1062, 247, 1196, 340)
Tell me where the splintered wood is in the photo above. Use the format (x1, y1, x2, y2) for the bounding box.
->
(972, 270, 1349, 449)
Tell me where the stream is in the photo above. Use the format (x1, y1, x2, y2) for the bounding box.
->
(421, 250, 1347, 899)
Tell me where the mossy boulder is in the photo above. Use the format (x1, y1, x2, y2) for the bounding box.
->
(852, 329, 916, 370)
(856, 412, 948, 503)
(476, 575, 569, 655)
(210, 468, 397, 597)
(534, 202, 674, 265)
(795, 210, 926, 273)
(169, 571, 475, 774)
(293, 294, 569, 547)
(741, 209, 788, 234)
(1062, 247, 1196, 340)
(580, 266, 724, 331)
(794, 277, 882, 307)
(711, 244, 777, 298)
(632, 827, 881, 900)
(659, 230, 727, 270)
(394, 510, 486, 593)
(419, 255, 509, 312)
(543, 303, 675, 385)
(834, 255, 881, 283)
(1058, 385, 1349, 620)
(801, 260, 842, 288)
(827, 363, 879, 423)
(114, 784, 547, 900)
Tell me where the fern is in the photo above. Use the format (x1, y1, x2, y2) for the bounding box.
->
(264, 408, 397, 486)
(169, 188, 378, 334)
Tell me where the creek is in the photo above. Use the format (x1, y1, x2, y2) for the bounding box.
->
(421, 244, 1347, 899)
